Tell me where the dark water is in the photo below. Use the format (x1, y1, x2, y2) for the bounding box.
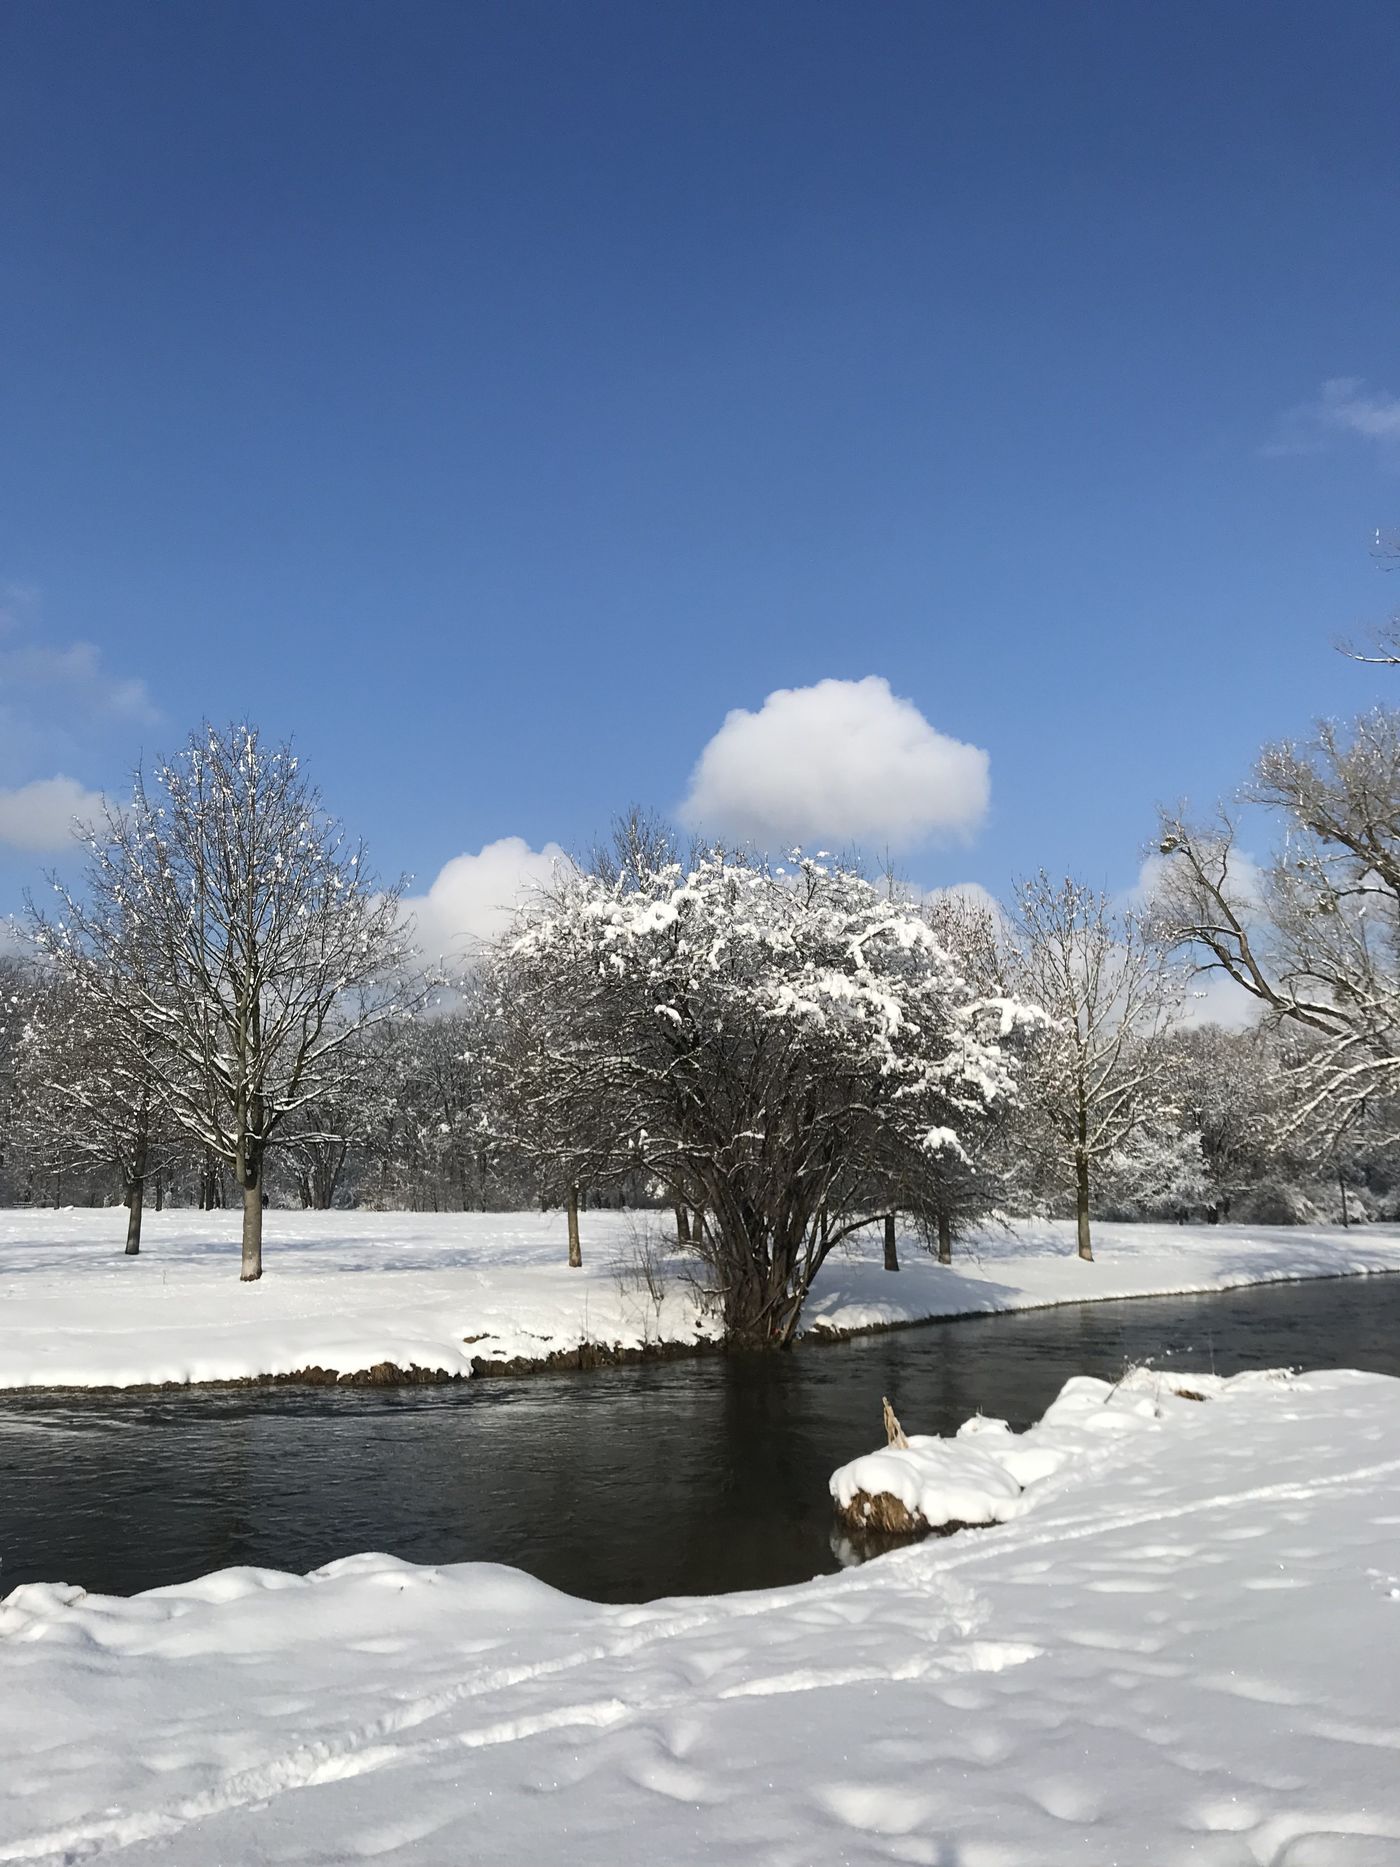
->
(3, 1276, 1399, 1604)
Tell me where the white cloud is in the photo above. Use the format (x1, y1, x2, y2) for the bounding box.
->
(1177, 967, 1260, 1031)
(924, 879, 1004, 920)
(1316, 377, 1400, 442)
(1264, 377, 1400, 456)
(1130, 848, 1264, 916)
(1127, 853, 1261, 1030)
(405, 836, 571, 963)
(0, 775, 106, 852)
(679, 676, 990, 851)
(0, 638, 159, 725)
(920, 879, 1014, 952)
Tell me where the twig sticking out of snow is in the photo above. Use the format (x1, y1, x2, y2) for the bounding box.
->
(882, 1396, 908, 1448)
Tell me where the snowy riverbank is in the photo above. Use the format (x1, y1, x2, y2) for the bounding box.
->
(4, 1369, 1399, 1864)
(3, 1207, 1400, 1390)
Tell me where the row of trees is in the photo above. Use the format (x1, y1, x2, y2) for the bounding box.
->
(7, 625, 1400, 1340)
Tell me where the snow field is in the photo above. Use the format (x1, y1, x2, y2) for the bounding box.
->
(3, 1206, 1400, 1389)
(3, 1369, 1400, 1863)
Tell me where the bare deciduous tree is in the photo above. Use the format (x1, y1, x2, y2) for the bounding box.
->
(1008, 873, 1182, 1261)
(16, 973, 175, 1252)
(1157, 708, 1400, 1147)
(1339, 529, 1400, 665)
(482, 863, 633, 1267)
(0, 953, 41, 1203)
(35, 723, 416, 1279)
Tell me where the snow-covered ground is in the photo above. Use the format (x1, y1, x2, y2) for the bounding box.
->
(3, 1206, 1400, 1390)
(4, 1368, 1399, 1865)
(831, 1366, 1309, 1534)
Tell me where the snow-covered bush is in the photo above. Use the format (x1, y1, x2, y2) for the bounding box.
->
(486, 848, 1037, 1344)
(1097, 1123, 1209, 1222)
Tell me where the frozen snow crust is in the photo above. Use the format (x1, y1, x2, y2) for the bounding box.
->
(4, 1207, 1400, 1389)
(4, 1369, 1400, 1864)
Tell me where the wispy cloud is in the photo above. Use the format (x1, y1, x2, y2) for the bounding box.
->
(0, 584, 40, 636)
(0, 637, 159, 726)
(1263, 377, 1400, 458)
(0, 584, 162, 805)
(0, 775, 107, 853)
(0, 592, 158, 898)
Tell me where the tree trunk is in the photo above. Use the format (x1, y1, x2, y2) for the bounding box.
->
(709, 1202, 820, 1349)
(241, 1174, 264, 1281)
(125, 1176, 144, 1255)
(566, 1184, 582, 1268)
(883, 1211, 899, 1272)
(725, 1264, 781, 1345)
(124, 1123, 149, 1255)
(1075, 1146, 1093, 1262)
(201, 1154, 225, 1210)
(675, 1202, 691, 1246)
(937, 1209, 952, 1265)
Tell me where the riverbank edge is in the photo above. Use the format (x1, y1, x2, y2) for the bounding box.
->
(6, 1261, 1399, 1398)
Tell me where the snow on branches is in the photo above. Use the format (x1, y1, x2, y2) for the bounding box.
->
(32, 723, 419, 1277)
(487, 848, 1038, 1343)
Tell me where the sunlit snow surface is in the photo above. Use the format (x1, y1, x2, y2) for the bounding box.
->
(831, 1366, 1306, 1529)
(3, 1207, 1400, 1389)
(4, 1369, 1400, 1864)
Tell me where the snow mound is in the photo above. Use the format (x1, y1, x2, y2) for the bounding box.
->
(831, 1367, 1296, 1533)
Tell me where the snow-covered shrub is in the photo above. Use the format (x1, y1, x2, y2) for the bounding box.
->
(485, 848, 1038, 1344)
(1234, 1179, 1318, 1226)
(1098, 1124, 1209, 1222)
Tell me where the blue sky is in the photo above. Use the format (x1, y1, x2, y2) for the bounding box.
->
(2, 0, 1399, 940)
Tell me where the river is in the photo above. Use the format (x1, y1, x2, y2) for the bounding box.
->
(3, 1274, 1398, 1602)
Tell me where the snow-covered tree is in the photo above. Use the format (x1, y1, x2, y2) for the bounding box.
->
(274, 1090, 361, 1211)
(356, 1001, 512, 1213)
(0, 954, 42, 1203)
(1152, 1022, 1291, 1222)
(34, 723, 416, 1278)
(1097, 1121, 1208, 1222)
(483, 867, 636, 1265)
(1158, 708, 1400, 1153)
(14, 971, 178, 1250)
(489, 846, 1034, 1342)
(906, 889, 1022, 1260)
(1007, 873, 1182, 1261)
